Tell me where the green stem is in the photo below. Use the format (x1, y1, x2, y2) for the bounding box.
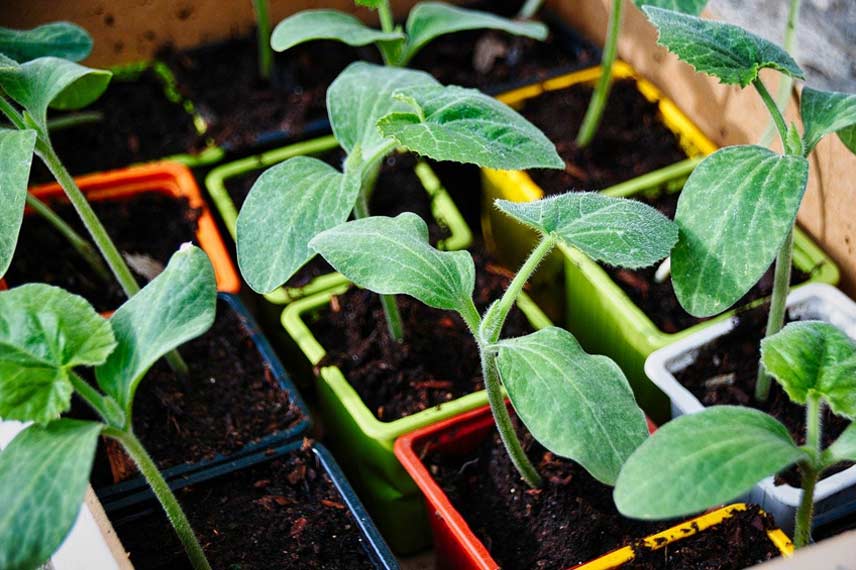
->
(46, 111, 104, 132)
(0, 95, 26, 129)
(252, 0, 272, 81)
(68, 371, 110, 421)
(760, 0, 801, 147)
(517, 0, 545, 19)
(105, 429, 211, 570)
(377, 0, 395, 33)
(755, 228, 794, 401)
(576, 0, 623, 148)
(753, 78, 790, 152)
(793, 394, 821, 548)
(376, 0, 401, 66)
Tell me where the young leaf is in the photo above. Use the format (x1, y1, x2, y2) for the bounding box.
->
(0, 56, 111, 129)
(377, 84, 563, 170)
(495, 192, 677, 268)
(95, 245, 216, 417)
(672, 146, 809, 317)
(761, 321, 856, 420)
(0, 284, 115, 423)
(400, 2, 547, 64)
(310, 213, 475, 313)
(237, 157, 360, 293)
(270, 10, 404, 53)
(0, 128, 37, 276)
(634, 0, 707, 15)
(642, 7, 804, 87)
(838, 125, 856, 154)
(0, 419, 103, 570)
(614, 406, 808, 519)
(800, 87, 856, 155)
(825, 424, 856, 465)
(495, 327, 649, 485)
(0, 22, 92, 63)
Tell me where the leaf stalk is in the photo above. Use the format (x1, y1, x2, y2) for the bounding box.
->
(793, 393, 822, 548)
(252, 0, 273, 81)
(755, 228, 794, 401)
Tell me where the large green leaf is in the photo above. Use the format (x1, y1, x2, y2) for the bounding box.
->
(0, 22, 92, 63)
(800, 87, 856, 155)
(377, 83, 563, 170)
(270, 10, 404, 53)
(400, 2, 547, 64)
(672, 146, 809, 317)
(0, 284, 115, 423)
(761, 321, 856, 419)
(0, 419, 102, 570)
(635, 0, 707, 16)
(825, 424, 856, 466)
(0, 128, 37, 276)
(496, 327, 648, 485)
(310, 213, 475, 313)
(95, 245, 216, 417)
(237, 157, 361, 293)
(614, 406, 807, 519)
(496, 192, 677, 269)
(642, 7, 803, 87)
(0, 56, 111, 129)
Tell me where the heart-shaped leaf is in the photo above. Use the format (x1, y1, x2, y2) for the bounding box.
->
(761, 321, 856, 419)
(0, 284, 115, 423)
(496, 192, 677, 268)
(800, 87, 856, 155)
(95, 245, 216, 417)
(0, 419, 103, 570)
(643, 7, 803, 87)
(0, 128, 37, 276)
(0, 22, 92, 63)
(270, 10, 404, 53)
(310, 213, 475, 313)
(615, 406, 807, 519)
(496, 327, 649, 485)
(672, 145, 809, 317)
(635, 0, 707, 16)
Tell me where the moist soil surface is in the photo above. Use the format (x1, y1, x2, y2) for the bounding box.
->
(101, 299, 304, 482)
(602, 191, 810, 333)
(312, 246, 531, 421)
(675, 305, 852, 486)
(5, 193, 199, 312)
(29, 67, 201, 184)
(111, 445, 375, 570)
(622, 505, 781, 569)
(524, 80, 688, 194)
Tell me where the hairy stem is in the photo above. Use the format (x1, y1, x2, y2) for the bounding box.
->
(755, 228, 794, 401)
(46, 111, 104, 132)
(377, 0, 395, 33)
(252, 0, 272, 80)
(517, 0, 545, 19)
(760, 0, 801, 147)
(106, 429, 211, 570)
(576, 0, 623, 148)
(794, 394, 821, 547)
(753, 78, 790, 153)
(0, 94, 26, 129)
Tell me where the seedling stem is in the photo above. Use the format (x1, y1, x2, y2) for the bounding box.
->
(252, 0, 273, 80)
(517, 0, 546, 20)
(793, 393, 821, 547)
(760, 0, 801, 147)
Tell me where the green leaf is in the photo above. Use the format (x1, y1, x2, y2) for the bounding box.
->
(310, 213, 475, 313)
(0, 128, 37, 276)
(496, 327, 649, 485)
(270, 10, 404, 53)
(838, 125, 856, 154)
(642, 7, 803, 87)
(327, 62, 439, 161)
(355, 0, 384, 7)
(635, 0, 707, 16)
(800, 87, 856, 155)
(237, 157, 361, 293)
(0, 419, 102, 570)
(761, 321, 856, 419)
(672, 146, 809, 317)
(377, 83, 563, 170)
(0, 284, 115, 423)
(0, 22, 92, 63)
(825, 424, 856, 465)
(614, 406, 807, 519)
(95, 245, 216, 416)
(0, 56, 111, 129)
(401, 2, 547, 64)
(495, 192, 677, 269)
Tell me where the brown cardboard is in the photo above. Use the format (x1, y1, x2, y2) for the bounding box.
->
(84, 486, 134, 570)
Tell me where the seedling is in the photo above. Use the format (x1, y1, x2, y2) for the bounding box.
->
(616, 320, 856, 548)
(236, 61, 562, 341)
(642, 7, 856, 401)
(251, 0, 273, 80)
(0, 245, 216, 570)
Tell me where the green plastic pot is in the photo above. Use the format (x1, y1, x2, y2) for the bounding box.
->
(281, 284, 551, 553)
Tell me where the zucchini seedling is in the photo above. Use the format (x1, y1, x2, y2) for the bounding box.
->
(310, 191, 677, 488)
(0, 245, 216, 570)
(616, 320, 856, 548)
(642, 7, 856, 401)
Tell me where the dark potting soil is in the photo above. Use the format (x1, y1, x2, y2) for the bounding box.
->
(111, 445, 374, 570)
(312, 247, 531, 421)
(4, 193, 199, 312)
(524, 80, 688, 194)
(602, 191, 810, 333)
(161, 35, 373, 149)
(622, 505, 781, 570)
(674, 305, 853, 486)
(29, 68, 201, 184)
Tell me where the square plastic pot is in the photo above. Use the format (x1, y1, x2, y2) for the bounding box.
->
(281, 284, 551, 553)
(645, 283, 856, 534)
(103, 441, 399, 570)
